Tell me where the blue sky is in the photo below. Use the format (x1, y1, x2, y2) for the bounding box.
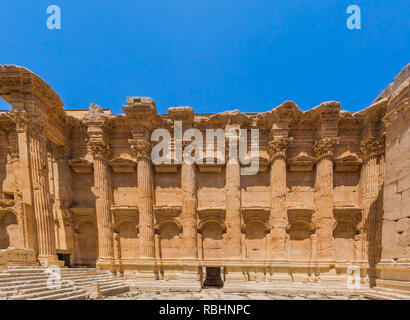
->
(0, 0, 409, 114)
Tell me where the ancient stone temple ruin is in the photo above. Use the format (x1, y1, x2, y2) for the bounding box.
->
(0, 64, 408, 298)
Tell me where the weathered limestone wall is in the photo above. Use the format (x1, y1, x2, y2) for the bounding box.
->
(0, 64, 408, 292)
(377, 64, 410, 292)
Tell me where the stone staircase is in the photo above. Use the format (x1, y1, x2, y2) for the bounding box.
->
(364, 287, 410, 300)
(0, 266, 129, 300)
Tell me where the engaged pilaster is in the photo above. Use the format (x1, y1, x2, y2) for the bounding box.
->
(359, 135, 385, 265)
(225, 127, 242, 259)
(268, 137, 292, 260)
(314, 137, 340, 261)
(87, 115, 114, 263)
(130, 132, 155, 259)
(27, 118, 61, 266)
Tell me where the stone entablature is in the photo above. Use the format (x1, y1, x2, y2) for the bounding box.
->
(0, 64, 409, 292)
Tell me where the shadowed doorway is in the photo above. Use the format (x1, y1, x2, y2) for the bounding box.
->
(203, 267, 223, 288)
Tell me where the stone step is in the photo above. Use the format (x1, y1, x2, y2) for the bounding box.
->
(0, 275, 50, 285)
(31, 289, 88, 300)
(4, 269, 46, 274)
(0, 266, 127, 299)
(12, 287, 85, 300)
(100, 285, 129, 296)
(365, 287, 410, 300)
(59, 293, 90, 300)
(8, 283, 78, 296)
(7, 266, 43, 269)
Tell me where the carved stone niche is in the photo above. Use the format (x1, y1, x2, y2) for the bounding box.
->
(154, 219, 183, 237)
(69, 158, 93, 173)
(288, 153, 317, 172)
(109, 158, 136, 173)
(196, 156, 225, 173)
(241, 219, 270, 234)
(241, 207, 270, 223)
(198, 217, 227, 235)
(153, 206, 182, 219)
(334, 154, 362, 172)
(333, 205, 362, 237)
(286, 206, 316, 240)
(240, 155, 270, 173)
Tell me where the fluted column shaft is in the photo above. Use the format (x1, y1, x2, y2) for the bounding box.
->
(270, 154, 287, 259)
(181, 162, 198, 258)
(138, 156, 155, 259)
(93, 157, 114, 260)
(314, 154, 334, 261)
(268, 137, 292, 260)
(313, 137, 339, 262)
(359, 137, 384, 265)
(225, 153, 242, 259)
(28, 128, 58, 262)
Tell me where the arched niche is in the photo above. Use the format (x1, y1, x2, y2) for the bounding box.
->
(0, 210, 20, 249)
(117, 220, 139, 259)
(199, 220, 226, 260)
(333, 220, 357, 262)
(286, 220, 315, 261)
(75, 220, 98, 267)
(156, 220, 182, 259)
(242, 220, 269, 260)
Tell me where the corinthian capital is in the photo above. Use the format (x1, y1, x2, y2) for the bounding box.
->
(88, 139, 110, 159)
(313, 137, 340, 158)
(129, 139, 151, 161)
(267, 137, 293, 161)
(358, 136, 385, 160)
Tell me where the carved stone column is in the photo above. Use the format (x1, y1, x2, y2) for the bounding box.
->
(181, 142, 198, 258)
(359, 136, 384, 266)
(28, 119, 61, 266)
(130, 138, 155, 259)
(225, 129, 241, 259)
(87, 121, 114, 263)
(48, 143, 71, 251)
(268, 137, 292, 260)
(314, 137, 339, 261)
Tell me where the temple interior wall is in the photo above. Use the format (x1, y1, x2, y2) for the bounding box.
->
(0, 64, 408, 290)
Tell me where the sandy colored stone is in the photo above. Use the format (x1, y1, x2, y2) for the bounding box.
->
(0, 63, 408, 299)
